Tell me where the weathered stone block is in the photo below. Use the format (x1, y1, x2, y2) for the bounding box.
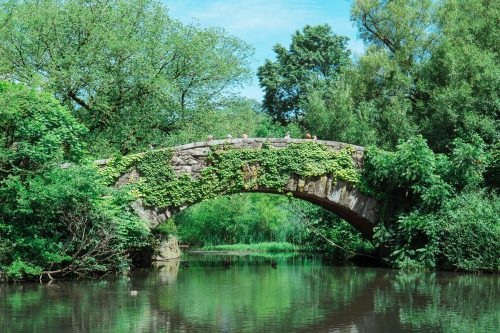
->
(115, 168, 139, 188)
(154, 235, 181, 261)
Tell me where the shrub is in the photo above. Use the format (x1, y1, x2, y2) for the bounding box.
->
(438, 191, 500, 272)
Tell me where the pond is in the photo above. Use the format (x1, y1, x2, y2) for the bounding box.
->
(1, 254, 499, 333)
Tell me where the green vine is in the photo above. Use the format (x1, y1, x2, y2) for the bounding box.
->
(100, 142, 361, 210)
(99, 153, 145, 184)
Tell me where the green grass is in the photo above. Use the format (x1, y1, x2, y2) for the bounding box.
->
(199, 242, 300, 252)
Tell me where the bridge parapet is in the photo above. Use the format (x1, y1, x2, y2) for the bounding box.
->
(171, 138, 364, 177)
(96, 138, 365, 178)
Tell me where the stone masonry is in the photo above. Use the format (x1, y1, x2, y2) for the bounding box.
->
(97, 138, 378, 239)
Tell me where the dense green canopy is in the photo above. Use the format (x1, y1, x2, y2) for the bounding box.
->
(0, 0, 498, 279)
(0, 0, 253, 155)
(257, 24, 350, 123)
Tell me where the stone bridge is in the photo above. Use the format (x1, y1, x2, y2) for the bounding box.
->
(97, 138, 379, 239)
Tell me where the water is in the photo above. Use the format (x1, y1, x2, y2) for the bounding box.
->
(1, 254, 499, 333)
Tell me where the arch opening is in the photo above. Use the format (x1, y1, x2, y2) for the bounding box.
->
(162, 192, 374, 257)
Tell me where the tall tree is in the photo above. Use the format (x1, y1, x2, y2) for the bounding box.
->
(257, 24, 350, 123)
(351, 0, 433, 69)
(416, 0, 499, 151)
(0, 0, 253, 155)
(351, 0, 499, 151)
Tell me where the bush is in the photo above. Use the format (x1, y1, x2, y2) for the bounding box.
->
(0, 81, 87, 177)
(366, 136, 498, 272)
(0, 165, 150, 280)
(174, 193, 310, 246)
(438, 191, 500, 272)
(0, 82, 150, 280)
(201, 242, 299, 252)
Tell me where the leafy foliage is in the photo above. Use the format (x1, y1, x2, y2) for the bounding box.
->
(161, 98, 303, 147)
(0, 0, 253, 155)
(365, 135, 498, 271)
(438, 191, 500, 272)
(0, 82, 149, 280)
(0, 166, 150, 279)
(175, 194, 309, 246)
(200, 242, 299, 252)
(0, 81, 86, 177)
(173, 192, 373, 262)
(257, 24, 350, 123)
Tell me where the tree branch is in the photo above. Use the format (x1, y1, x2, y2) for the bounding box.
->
(68, 90, 91, 111)
(362, 13, 396, 53)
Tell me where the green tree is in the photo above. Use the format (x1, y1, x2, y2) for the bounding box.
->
(0, 81, 86, 178)
(162, 98, 303, 146)
(0, 0, 253, 155)
(174, 194, 309, 246)
(416, 0, 499, 151)
(365, 135, 498, 271)
(350, 0, 499, 151)
(351, 0, 433, 69)
(257, 24, 350, 123)
(346, 0, 434, 149)
(0, 82, 149, 280)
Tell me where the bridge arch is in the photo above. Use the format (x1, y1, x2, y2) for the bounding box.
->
(98, 138, 379, 239)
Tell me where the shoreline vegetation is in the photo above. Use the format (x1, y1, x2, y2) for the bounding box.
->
(197, 242, 301, 253)
(0, 0, 498, 281)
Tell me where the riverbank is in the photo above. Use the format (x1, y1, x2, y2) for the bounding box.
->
(192, 241, 381, 265)
(198, 242, 300, 252)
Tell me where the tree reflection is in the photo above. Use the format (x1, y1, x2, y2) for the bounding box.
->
(0, 257, 499, 333)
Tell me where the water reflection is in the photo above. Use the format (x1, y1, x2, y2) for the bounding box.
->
(0, 254, 498, 333)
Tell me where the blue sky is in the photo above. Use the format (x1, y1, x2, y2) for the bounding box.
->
(165, 0, 363, 100)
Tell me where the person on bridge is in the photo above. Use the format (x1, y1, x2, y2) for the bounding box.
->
(305, 133, 312, 139)
(284, 132, 291, 139)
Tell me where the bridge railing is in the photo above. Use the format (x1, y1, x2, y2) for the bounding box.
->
(93, 138, 365, 167)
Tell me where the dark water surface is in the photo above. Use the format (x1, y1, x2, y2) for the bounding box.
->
(1, 254, 499, 333)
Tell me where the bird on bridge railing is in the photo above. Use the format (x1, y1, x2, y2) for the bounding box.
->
(284, 131, 291, 139)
